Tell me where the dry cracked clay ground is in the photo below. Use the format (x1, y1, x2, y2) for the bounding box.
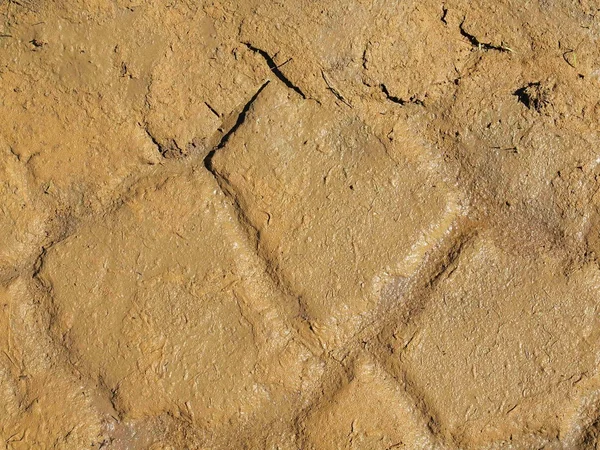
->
(2, 1, 600, 449)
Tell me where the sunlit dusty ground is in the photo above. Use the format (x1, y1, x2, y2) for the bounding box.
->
(1, 0, 600, 448)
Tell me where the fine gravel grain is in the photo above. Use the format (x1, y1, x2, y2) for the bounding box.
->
(1, 0, 600, 448)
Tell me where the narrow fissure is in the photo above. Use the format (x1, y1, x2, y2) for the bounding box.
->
(380, 84, 424, 106)
(243, 43, 307, 99)
(204, 80, 270, 172)
(459, 20, 512, 52)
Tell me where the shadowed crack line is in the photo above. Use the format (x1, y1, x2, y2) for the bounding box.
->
(204, 80, 270, 170)
(441, 5, 448, 24)
(243, 43, 307, 98)
(204, 101, 220, 118)
(143, 126, 162, 150)
(459, 19, 513, 52)
(202, 80, 319, 342)
(380, 84, 424, 106)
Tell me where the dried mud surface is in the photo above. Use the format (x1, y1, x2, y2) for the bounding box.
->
(1, 0, 600, 449)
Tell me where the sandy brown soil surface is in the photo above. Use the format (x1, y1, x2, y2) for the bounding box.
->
(1, 0, 600, 448)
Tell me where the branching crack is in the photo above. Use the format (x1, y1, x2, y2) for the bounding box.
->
(380, 84, 424, 106)
(243, 43, 306, 98)
(459, 19, 513, 53)
(203, 80, 270, 251)
(200, 80, 320, 342)
(204, 80, 270, 171)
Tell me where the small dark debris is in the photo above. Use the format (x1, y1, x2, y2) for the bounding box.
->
(186, 137, 204, 155)
(514, 82, 550, 112)
(29, 38, 46, 49)
(119, 62, 132, 78)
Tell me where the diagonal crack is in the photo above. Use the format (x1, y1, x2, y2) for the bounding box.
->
(321, 69, 352, 108)
(202, 80, 319, 344)
(243, 43, 307, 98)
(204, 80, 270, 171)
(202, 79, 273, 269)
(143, 126, 186, 159)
